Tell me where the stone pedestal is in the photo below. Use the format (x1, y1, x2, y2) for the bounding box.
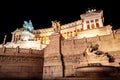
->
(43, 33, 63, 79)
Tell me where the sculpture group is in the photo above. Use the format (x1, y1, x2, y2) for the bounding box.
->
(23, 20, 34, 32)
(83, 44, 115, 65)
(51, 20, 61, 33)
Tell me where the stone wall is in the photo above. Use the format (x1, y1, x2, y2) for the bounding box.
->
(1, 31, 120, 79)
(60, 32, 120, 77)
(61, 32, 120, 55)
(0, 47, 44, 79)
(43, 32, 120, 78)
(43, 33, 63, 79)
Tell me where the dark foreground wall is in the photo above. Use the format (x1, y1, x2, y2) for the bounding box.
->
(0, 47, 44, 79)
(54, 77, 120, 80)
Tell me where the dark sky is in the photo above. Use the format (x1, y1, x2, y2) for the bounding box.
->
(0, 0, 119, 43)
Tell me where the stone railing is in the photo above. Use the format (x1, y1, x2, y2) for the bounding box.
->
(0, 46, 44, 57)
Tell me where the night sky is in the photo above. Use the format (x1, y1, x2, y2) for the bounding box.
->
(0, 0, 119, 43)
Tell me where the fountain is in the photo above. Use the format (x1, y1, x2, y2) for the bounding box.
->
(75, 63, 118, 78)
(74, 44, 119, 79)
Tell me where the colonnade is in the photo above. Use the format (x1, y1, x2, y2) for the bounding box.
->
(34, 36, 50, 44)
(11, 34, 21, 42)
(83, 19, 103, 30)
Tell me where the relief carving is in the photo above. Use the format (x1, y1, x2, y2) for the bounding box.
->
(83, 44, 115, 64)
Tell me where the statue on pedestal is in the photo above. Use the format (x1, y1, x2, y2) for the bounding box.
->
(51, 20, 61, 33)
(23, 20, 34, 32)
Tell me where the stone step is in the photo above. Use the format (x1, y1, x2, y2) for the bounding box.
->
(53, 77, 120, 80)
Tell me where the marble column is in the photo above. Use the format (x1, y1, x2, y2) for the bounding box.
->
(89, 20, 92, 29)
(11, 33, 15, 42)
(83, 20, 87, 30)
(94, 19, 96, 28)
(99, 19, 103, 27)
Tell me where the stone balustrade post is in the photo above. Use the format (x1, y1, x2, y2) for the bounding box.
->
(3, 46, 6, 53)
(16, 46, 19, 53)
(29, 48, 32, 54)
